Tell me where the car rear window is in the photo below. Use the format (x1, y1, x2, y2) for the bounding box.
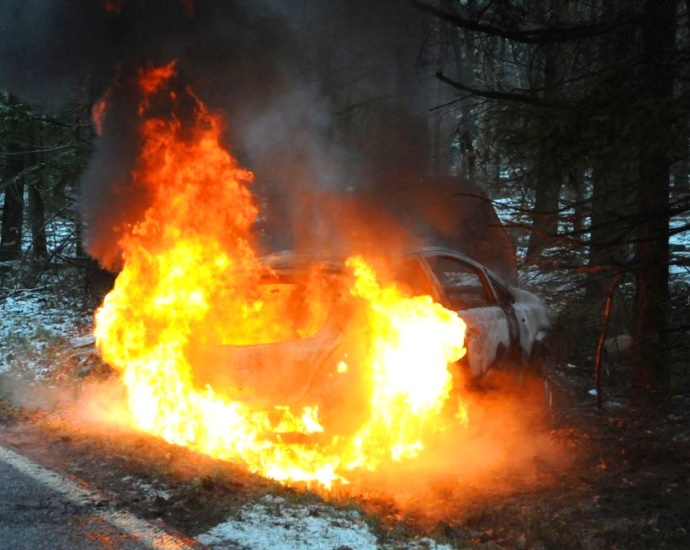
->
(254, 279, 334, 339)
(199, 271, 343, 345)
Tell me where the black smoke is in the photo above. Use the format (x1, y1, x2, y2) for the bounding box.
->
(0, 1, 516, 279)
(1, 0, 330, 266)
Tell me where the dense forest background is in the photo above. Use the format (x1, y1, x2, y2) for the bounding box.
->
(1, 0, 689, 410)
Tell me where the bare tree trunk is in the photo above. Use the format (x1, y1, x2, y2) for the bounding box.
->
(0, 143, 25, 262)
(28, 180, 47, 259)
(585, 0, 637, 299)
(28, 125, 48, 259)
(673, 155, 689, 192)
(633, 0, 677, 405)
(587, 170, 636, 297)
(526, 160, 560, 261)
(526, 0, 569, 261)
(451, 6, 478, 179)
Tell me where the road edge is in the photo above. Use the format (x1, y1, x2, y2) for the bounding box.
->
(0, 442, 203, 549)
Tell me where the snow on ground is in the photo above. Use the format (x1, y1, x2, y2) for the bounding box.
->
(0, 287, 91, 376)
(1, 287, 455, 549)
(0, 288, 87, 340)
(196, 495, 452, 550)
(670, 214, 690, 276)
(196, 495, 379, 550)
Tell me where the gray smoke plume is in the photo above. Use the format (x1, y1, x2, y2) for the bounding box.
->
(1, 1, 511, 275)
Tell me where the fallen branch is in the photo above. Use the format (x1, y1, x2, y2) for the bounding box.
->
(594, 272, 625, 408)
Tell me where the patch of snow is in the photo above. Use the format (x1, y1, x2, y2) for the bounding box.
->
(197, 495, 378, 550)
(1, 290, 87, 343)
(0, 288, 91, 378)
(670, 213, 690, 276)
(196, 495, 453, 550)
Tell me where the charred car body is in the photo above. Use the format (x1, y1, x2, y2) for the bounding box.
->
(393, 247, 550, 378)
(187, 247, 551, 433)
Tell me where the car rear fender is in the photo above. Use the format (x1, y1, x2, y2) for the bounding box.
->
(460, 307, 512, 377)
(509, 287, 551, 360)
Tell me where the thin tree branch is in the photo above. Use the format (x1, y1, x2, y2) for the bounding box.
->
(594, 272, 624, 409)
(411, 0, 643, 45)
(435, 71, 567, 108)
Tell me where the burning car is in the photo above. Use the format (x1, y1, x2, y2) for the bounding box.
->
(90, 63, 548, 483)
(186, 246, 551, 436)
(391, 247, 551, 379)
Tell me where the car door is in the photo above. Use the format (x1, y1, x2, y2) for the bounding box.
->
(421, 253, 513, 377)
(486, 274, 522, 354)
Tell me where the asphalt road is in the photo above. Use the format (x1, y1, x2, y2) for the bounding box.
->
(0, 443, 200, 550)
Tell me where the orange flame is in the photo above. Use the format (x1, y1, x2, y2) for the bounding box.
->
(104, 0, 123, 14)
(94, 64, 468, 487)
(105, 1, 194, 16)
(91, 95, 109, 136)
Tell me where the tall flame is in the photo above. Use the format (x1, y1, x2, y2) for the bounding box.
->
(94, 64, 468, 487)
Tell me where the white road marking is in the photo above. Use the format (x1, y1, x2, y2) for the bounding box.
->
(0, 442, 198, 549)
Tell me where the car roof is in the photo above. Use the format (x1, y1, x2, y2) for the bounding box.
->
(261, 246, 508, 285)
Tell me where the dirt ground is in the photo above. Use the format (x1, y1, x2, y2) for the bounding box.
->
(1, 352, 689, 550)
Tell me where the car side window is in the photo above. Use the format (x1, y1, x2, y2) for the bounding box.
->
(489, 277, 514, 306)
(427, 256, 491, 310)
(395, 258, 436, 298)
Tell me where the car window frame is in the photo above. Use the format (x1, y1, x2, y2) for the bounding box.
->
(487, 275, 515, 306)
(393, 256, 443, 302)
(419, 252, 498, 311)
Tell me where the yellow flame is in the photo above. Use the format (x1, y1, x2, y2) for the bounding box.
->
(93, 64, 468, 487)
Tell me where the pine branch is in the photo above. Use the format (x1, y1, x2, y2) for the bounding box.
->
(411, 0, 644, 45)
(435, 71, 567, 109)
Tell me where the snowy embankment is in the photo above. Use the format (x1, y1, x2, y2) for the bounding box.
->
(0, 288, 91, 377)
(1, 289, 454, 549)
(196, 494, 451, 550)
